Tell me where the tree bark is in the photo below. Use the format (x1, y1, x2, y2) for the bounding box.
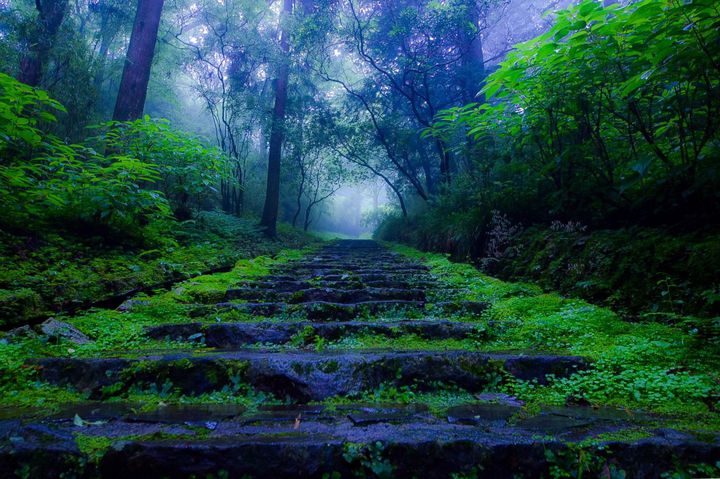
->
(292, 156, 306, 228)
(259, 0, 293, 237)
(19, 0, 69, 86)
(437, 139, 451, 185)
(420, 149, 436, 195)
(458, 1, 486, 105)
(112, 0, 164, 121)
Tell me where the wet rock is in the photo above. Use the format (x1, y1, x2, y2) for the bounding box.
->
(146, 320, 480, 347)
(128, 404, 246, 424)
(347, 405, 431, 426)
(144, 323, 205, 342)
(117, 299, 151, 312)
(300, 300, 426, 321)
(446, 403, 521, 424)
(288, 287, 426, 304)
(30, 357, 130, 397)
(475, 393, 526, 407)
(37, 318, 91, 344)
(4, 324, 38, 342)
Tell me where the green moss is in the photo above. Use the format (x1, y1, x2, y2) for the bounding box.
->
(0, 288, 42, 328)
(578, 429, 653, 447)
(0, 212, 320, 324)
(390, 242, 720, 417)
(75, 434, 115, 464)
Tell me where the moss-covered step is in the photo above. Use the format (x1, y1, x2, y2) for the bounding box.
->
(29, 350, 587, 401)
(189, 300, 429, 320)
(303, 272, 434, 283)
(145, 320, 485, 346)
(181, 300, 487, 320)
(270, 266, 430, 277)
(1, 402, 717, 479)
(234, 278, 438, 291)
(224, 286, 426, 303)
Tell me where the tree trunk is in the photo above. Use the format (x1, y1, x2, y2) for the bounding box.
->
(437, 139, 451, 185)
(458, 0, 486, 104)
(292, 163, 306, 228)
(259, 0, 293, 237)
(303, 203, 313, 231)
(420, 150, 436, 195)
(112, 0, 164, 122)
(93, 12, 118, 94)
(19, 0, 69, 86)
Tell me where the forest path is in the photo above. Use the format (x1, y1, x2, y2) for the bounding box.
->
(2, 240, 718, 477)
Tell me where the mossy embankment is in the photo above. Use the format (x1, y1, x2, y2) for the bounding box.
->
(377, 216, 720, 319)
(0, 212, 317, 328)
(487, 226, 720, 320)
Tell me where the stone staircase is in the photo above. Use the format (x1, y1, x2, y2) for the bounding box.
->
(1, 240, 717, 478)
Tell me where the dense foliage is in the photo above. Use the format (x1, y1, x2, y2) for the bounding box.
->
(377, 0, 720, 315)
(0, 73, 231, 240)
(424, 0, 720, 225)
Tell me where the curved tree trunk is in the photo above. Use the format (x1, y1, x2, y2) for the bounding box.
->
(112, 0, 165, 121)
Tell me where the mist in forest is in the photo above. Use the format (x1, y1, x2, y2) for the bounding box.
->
(2, 0, 715, 240)
(0, 0, 579, 236)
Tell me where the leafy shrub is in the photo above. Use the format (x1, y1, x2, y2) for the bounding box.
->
(0, 73, 172, 238)
(93, 117, 229, 220)
(428, 0, 720, 224)
(0, 74, 229, 241)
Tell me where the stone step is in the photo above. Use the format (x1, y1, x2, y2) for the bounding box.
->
(302, 256, 402, 263)
(29, 350, 587, 401)
(145, 320, 484, 346)
(191, 300, 428, 320)
(262, 273, 430, 283)
(238, 279, 437, 291)
(0, 403, 716, 478)
(0, 400, 664, 433)
(272, 266, 429, 275)
(279, 261, 428, 270)
(184, 300, 487, 320)
(224, 287, 426, 303)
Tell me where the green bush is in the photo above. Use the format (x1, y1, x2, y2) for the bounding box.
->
(0, 73, 172, 239)
(427, 0, 720, 224)
(93, 117, 229, 220)
(0, 74, 230, 242)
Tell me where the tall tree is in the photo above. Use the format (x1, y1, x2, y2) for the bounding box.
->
(259, 0, 293, 237)
(19, 0, 69, 86)
(457, 0, 488, 104)
(343, 0, 505, 186)
(112, 0, 164, 121)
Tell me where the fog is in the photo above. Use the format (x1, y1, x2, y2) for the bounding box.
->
(2, 0, 616, 240)
(310, 180, 392, 239)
